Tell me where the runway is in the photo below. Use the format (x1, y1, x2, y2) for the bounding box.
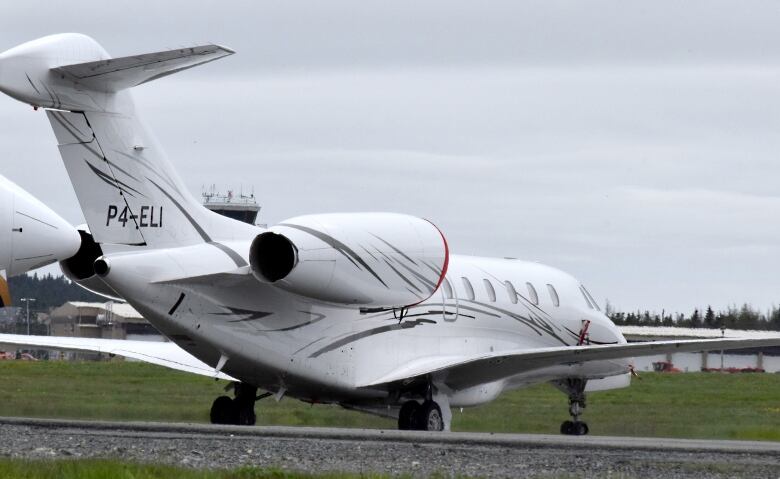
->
(1, 417, 778, 478)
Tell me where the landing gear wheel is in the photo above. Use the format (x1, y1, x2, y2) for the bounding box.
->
(560, 420, 589, 436)
(398, 400, 420, 430)
(237, 407, 256, 426)
(210, 395, 237, 425)
(415, 400, 444, 431)
(233, 382, 258, 426)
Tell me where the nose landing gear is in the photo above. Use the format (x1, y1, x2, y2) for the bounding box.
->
(553, 378, 589, 436)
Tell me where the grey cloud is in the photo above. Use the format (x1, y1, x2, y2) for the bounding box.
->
(3, 1, 780, 69)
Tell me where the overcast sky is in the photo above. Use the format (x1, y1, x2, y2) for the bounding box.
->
(2, 1, 780, 314)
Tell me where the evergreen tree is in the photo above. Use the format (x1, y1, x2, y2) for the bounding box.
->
(7, 273, 104, 311)
(704, 306, 716, 328)
(690, 309, 701, 328)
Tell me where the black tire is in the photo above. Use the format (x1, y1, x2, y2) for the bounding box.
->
(237, 407, 256, 426)
(210, 395, 236, 424)
(560, 420, 573, 435)
(576, 422, 589, 436)
(398, 401, 420, 430)
(415, 400, 444, 431)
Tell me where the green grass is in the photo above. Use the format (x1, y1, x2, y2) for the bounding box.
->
(0, 458, 754, 479)
(0, 459, 398, 479)
(0, 361, 778, 440)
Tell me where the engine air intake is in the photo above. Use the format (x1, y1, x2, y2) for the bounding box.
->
(249, 232, 297, 283)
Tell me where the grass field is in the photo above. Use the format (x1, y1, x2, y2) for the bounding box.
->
(0, 361, 778, 440)
(0, 459, 394, 479)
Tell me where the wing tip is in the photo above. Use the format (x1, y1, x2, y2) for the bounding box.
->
(216, 44, 236, 55)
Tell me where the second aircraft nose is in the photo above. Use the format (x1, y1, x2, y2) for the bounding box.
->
(0, 175, 81, 276)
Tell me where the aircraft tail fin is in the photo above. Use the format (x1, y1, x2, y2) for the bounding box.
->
(0, 34, 258, 249)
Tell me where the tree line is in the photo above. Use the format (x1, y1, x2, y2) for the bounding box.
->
(0, 273, 104, 335)
(8, 273, 104, 310)
(606, 301, 780, 331)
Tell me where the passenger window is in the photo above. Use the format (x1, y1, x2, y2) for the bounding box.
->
(483, 279, 496, 302)
(546, 284, 560, 307)
(582, 285, 601, 311)
(526, 282, 539, 305)
(461, 277, 475, 301)
(505, 281, 518, 304)
(442, 278, 453, 299)
(580, 286, 594, 309)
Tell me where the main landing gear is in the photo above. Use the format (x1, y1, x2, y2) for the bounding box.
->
(398, 399, 445, 431)
(210, 382, 265, 426)
(554, 378, 589, 436)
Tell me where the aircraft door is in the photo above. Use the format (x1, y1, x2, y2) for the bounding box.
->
(441, 277, 458, 322)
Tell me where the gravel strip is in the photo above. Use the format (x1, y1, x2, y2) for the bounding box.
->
(0, 419, 777, 478)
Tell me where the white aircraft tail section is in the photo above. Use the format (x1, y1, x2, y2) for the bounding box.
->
(0, 34, 257, 248)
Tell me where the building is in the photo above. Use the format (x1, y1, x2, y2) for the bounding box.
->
(619, 325, 780, 373)
(48, 301, 164, 341)
(202, 186, 261, 225)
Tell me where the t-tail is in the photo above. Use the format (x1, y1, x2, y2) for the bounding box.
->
(0, 34, 258, 249)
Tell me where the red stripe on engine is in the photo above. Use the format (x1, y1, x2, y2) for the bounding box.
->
(426, 219, 450, 294)
(403, 219, 450, 308)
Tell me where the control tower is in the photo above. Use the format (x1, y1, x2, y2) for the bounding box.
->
(201, 185, 260, 225)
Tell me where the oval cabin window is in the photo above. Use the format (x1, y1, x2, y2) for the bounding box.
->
(461, 277, 475, 301)
(526, 282, 539, 305)
(546, 284, 560, 307)
(505, 281, 518, 304)
(483, 279, 496, 302)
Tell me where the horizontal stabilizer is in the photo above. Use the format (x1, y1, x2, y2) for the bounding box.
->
(52, 44, 234, 92)
(0, 334, 235, 381)
(359, 336, 780, 391)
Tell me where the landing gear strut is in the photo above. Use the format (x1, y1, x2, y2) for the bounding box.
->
(210, 382, 259, 425)
(554, 378, 589, 436)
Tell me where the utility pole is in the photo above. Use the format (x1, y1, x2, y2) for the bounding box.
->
(20, 298, 36, 335)
(720, 324, 726, 372)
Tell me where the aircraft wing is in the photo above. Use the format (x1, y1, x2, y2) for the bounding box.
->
(358, 336, 780, 391)
(0, 334, 235, 381)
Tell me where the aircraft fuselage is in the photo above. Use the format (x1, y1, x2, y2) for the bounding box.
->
(102, 246, 629, 407)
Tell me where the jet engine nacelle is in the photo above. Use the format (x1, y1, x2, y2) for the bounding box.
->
(249, 213, 449, 308)
(0, 175, 80, 276)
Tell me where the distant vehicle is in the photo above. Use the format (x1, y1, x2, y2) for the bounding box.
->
(652, 361, 681, 373)
(1, 33, 779, 436)
(0, 351, 37, 361)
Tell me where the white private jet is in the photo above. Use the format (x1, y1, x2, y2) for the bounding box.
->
(1, 34, 778, 435)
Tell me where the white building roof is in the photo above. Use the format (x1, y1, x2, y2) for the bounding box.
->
(619, 325, 780, 340)
(63, 301, 143, 320)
